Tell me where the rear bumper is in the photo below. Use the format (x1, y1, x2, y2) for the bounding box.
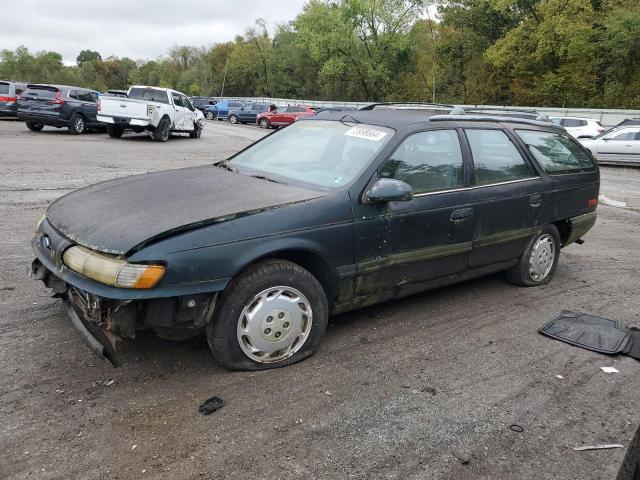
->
(0, 104, 18, 117)
(18, 112, 67, 126)
(97, 114, 151, 127)
(566, 210, 597, 245)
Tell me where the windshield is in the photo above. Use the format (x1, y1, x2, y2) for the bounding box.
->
(229, 120, 393, 189)
(128, 87, 170, 104)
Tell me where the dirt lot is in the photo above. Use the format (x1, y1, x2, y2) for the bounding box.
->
(1, 118, 639, 480)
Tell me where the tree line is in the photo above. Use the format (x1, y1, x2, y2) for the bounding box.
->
(1, 0, 639, 108)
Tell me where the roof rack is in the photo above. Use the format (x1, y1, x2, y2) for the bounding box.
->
(430, 114, 555, 127)
(359, 102, 454, 111)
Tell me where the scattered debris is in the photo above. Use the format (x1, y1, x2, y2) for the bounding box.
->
(539, 312, 640, 360)
(556, 375, 564, 379)
(573, 444, 624, 451)
(422, 387, 437, 396)
(198, 396, 224, 415)
(509, 424, 524, 433)
(55, 389, 64, 394)
(324, 391, 332, 396)
(360, 336, 371, 344)
(598, 194, 627, 208)
(104, 379, 115, 386)
(131, 445, 137, 450)
(451, 450, 470, 464)
(601, 366, 620, 374)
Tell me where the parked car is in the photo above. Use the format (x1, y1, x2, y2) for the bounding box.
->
(549, 116, 606, 138)
(0, 80, 27, 118)
(227, 103, 275, 125)
(204, 100, 244, 120)
(256, 105, 315, 128)
(190, 96, 216, 114)
(17, 84, 102, 134)
(613, 118, 640, 128)
(578, 126, 640, 165)
(31, 108, 599, 370)
(96, 86, 204, 142)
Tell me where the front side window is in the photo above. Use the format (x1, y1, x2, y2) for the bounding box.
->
(181, 95, 192, 110)
(606, 128, 640, 141)
(380, 130, 464, 194)
(230, 120, 393, 189)
(516, 130, 595, 174)
(465, 129, 533, 185)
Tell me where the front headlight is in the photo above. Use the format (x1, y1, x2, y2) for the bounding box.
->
(63, 245, 165, 289)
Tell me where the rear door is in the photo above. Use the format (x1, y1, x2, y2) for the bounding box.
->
(595, 127, 640, 163)
(464, 128, 544, 267)
(77, 90, 98, 123)
(353, 128, 474, 299)
(171, 92, 186, 129)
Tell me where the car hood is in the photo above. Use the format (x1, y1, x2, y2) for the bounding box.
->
(46, 165, 326, 256)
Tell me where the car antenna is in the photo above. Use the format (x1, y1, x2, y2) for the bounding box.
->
(339, 114, 361, 126)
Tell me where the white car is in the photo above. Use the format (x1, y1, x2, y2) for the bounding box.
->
(579, 126, 640, 165)
(97, 86, 204, 142)
(549, 117, 606, 139)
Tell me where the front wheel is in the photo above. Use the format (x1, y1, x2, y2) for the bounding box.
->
(189, 122, 202, 138)
(205, 111, 214, 120)
(206, 260, 328, 371)
(228, 114, 238, 124)
(26, 122, 44, 132)
(506, 225, 561, 287)
(152, 117, 171, 142)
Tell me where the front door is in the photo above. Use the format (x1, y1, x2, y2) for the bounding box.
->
(463, 128, 544, 267)
(596, 127, 640, 163)
(352, 129, 474, 300)
(171, 92, 186, 130)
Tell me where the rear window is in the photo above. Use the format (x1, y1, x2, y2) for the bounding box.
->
(516, 130, 595, 174)
(22, 87, 57, 99)
(0, 82, 9, 95)
(128, 88, 169, 104)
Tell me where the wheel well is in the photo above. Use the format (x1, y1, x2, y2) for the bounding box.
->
(260, 250, 338, 304)
(553, 220, 570, 246)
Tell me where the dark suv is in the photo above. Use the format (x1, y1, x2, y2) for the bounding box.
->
(190, 96, 216, 114)
(17, 84, 102, 134)
(31, 108, 598, 370)
(0, 81, 27, 117)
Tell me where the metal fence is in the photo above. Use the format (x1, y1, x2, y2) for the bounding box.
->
(211, 96, 640, 127)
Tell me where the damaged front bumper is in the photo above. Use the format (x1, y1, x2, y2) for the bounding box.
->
(32, 254, 218, 367)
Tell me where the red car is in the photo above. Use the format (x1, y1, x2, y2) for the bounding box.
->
(256, 105, 315, 129)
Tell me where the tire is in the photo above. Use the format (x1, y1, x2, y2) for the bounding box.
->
(228, 114, 238, 124)
(506, 225, 561, 287)
(259, 118, 270, 129)
(189, 123, 202, 139)
(206, 259, 328, 371)
(68, 113, 86, 134)
(152, 116, 171, 142)
(26, 122, 44, 132)
(106, 124, 123, 138)
(205, 111, 214, 120)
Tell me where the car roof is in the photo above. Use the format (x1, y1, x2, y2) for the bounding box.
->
(550, 116, 596, 121)
(302, 109, 564, 132)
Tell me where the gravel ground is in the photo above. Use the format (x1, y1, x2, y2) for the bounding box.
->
(1, 118, 639, 480)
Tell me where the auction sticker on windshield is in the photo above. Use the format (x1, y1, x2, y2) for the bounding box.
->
(344, 125, 388, 141)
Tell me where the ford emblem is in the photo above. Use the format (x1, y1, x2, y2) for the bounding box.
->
(41, 234, 51, 250)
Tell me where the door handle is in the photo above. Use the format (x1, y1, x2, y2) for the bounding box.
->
(450, 208, 473, 221)
(529, 194, 543, 207)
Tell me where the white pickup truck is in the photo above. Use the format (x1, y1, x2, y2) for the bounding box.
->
(97, 86, 204, 142)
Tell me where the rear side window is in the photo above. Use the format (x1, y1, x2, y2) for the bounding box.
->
(77, 91, 95, 102)
(380, 130, 464, 194)
(68, 90, 78, 99)
(0, 82, 9, 95)
(230, 102, 243, 108)
(606, 129, 639, 141)
(562, 119, 587, 127)
(516, 130, 595, 174)
(465, 129, 532, 185)
(129, 88, 169, 104)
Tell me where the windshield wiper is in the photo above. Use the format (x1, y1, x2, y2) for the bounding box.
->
(249, 174, 283, 184)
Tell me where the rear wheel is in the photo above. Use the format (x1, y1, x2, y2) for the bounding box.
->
(152, 117, 171, 142)
(106, 124, 123, 138)
(68, 113, 86, 134)
(259, 118, 270, 129)
(228, 114, 238, 124)
(206, 260, 328, 371)
(26, 122, 44, 132)
(506, 225, 561, 287)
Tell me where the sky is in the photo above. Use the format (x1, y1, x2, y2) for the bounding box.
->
(0, 0, 308, 64)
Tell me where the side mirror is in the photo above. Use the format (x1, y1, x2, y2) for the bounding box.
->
(364, 178, 413, 204)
